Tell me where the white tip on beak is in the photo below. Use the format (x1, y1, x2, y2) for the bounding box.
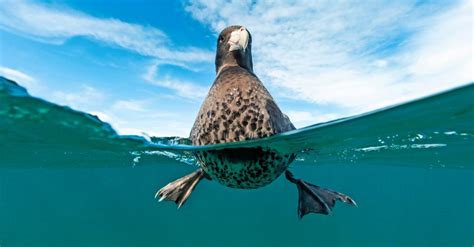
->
(228, 27, 249, 52)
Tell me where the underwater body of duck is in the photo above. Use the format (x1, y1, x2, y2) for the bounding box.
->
(1, 32, 473, 247)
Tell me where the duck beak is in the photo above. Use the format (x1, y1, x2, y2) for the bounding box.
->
(228, 27, 249, 52)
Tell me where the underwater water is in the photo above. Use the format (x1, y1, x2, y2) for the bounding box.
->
(0, 76, 473, 247)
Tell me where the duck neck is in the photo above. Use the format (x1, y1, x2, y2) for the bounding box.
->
(215, 51, 253, 76)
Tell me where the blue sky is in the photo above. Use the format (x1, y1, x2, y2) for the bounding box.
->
(0, 0, 472, 137)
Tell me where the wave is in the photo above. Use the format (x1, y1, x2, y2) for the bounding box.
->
(1, 76, 472, 169)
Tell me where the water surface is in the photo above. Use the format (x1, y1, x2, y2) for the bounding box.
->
(1, 77, 473, 246)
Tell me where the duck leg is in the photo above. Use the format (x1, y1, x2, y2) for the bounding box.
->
(285, 170, 357, 219)
(155, 168, 206, 208)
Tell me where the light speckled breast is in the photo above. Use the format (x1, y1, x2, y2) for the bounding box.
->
(190, 66, 295, 146)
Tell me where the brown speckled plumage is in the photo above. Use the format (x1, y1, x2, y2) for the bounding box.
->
(190, 66, 295, 146)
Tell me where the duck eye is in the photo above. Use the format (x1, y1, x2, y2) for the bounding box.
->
(219, 36, 224, 42)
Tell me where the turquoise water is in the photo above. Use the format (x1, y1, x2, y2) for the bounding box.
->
(0, 76, 473, 246)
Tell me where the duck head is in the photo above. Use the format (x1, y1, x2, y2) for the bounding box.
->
(215, 25, 253, 74)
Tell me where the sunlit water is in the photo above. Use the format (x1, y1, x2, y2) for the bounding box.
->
(1, 76, 473, 246)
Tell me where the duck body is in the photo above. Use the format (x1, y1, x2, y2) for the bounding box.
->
(191, 66, 295, 188)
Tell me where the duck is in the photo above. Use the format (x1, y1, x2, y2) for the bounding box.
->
(156, 25, 356, 219)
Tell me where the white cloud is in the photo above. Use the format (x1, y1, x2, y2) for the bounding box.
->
(112, 100, 148, 112)
(0, 0, 212, 109)
(98, 102, 191, 137)
(0, 0, 213, 63)
(286, 110, 341, 128)
(142, 60, 208, 100)
(89, 110, 190, 137)
(51, 85, 104, 109)
(0, 66, 38, 92)
(186, 0, 473, 114)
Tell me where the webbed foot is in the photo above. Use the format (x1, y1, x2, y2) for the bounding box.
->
(285, 170, 357, 219)
(156, 168, 205, 208)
